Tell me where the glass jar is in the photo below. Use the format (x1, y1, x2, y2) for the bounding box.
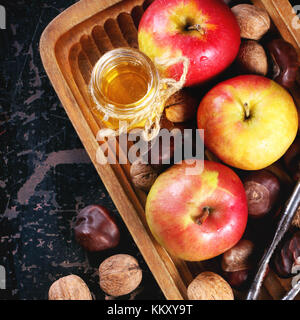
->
(89, 48, 162, 135)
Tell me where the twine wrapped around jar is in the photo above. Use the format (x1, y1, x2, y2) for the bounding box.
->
(90, 50, 189, 141)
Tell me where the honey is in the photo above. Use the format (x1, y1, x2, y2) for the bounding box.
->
(100, 62, 150, 105)
(90, 48, 161, 133)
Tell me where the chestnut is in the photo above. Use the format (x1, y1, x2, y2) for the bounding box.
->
(243, 170, 280, 218)
(274, 231, 300, 278)
(74, 205, 120, 252)
(223, 269, 249, 290)
(141, 126, 187, 167)
(267, 39, 299, 89)
(144, 135, 177, 167)
(283, 137, 300, 182)
(221, 239, 256, 290)
(225, 265, 270, 291)
(222, 239, 255, 272)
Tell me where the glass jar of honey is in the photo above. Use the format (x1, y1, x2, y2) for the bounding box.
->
(90, 48, 162, 137)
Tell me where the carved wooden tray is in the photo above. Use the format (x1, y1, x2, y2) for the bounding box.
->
(40, 0, 300, 300)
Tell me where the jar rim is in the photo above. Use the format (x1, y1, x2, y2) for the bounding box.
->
(90, 47, 160, 115)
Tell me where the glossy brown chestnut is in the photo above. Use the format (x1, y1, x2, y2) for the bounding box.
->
(74, 205, 120, 252)
(221, 239, 255, 272)
(221, 239, 256, 290)
(224, 269, 249, 290)
(143, 136, 176, 167)
(267, 39, 299, 89)
(141, 125, 192, 168)
(274, 231, 300, 278)
(284, 137, 300, 182)
(224, 264, 269, 290)
(243, 170, 280, 218)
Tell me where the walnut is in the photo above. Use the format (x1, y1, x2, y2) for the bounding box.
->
(187, 272, 234, 300)
(130, 158, 159, 192)
(232, 4, 271, 40)
(165, 89, 198, 123)
(99, 254, 142, 297)
(48, 275, 92, 300)
(237, 40, 268, 76)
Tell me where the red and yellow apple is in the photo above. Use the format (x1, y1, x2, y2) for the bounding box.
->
(145, 160, 248, 261)
(198, 75, 298, 170)
(138, 0, 240, 87)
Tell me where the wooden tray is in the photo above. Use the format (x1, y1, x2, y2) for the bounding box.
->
(40, 0, 300, 300)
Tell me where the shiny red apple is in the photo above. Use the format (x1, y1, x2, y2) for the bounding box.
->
(145, 160, 248, 261)
(138, 0, 241, 86)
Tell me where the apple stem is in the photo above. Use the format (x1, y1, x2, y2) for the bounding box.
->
(195, 207, 210, 225)
(187, 24, 205, 35)
(244, 102, 251, 119)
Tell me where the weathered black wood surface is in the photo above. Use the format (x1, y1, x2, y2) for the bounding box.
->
(0, 0, 163, 300)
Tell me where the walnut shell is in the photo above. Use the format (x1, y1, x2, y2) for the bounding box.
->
(237, 40, 268, 76)
(99, 254, 142, 297)
(187, 272, 234, 300)
(48, 275, 92, 300)
(165, 89, 198, 123)
(130, 159, 159, 192)
(232, 4, 271, 40)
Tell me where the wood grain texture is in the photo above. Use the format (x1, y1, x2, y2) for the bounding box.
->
(40, 0, 300, 300)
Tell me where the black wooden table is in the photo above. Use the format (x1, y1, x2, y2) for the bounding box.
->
(0, 0, 164, 300)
